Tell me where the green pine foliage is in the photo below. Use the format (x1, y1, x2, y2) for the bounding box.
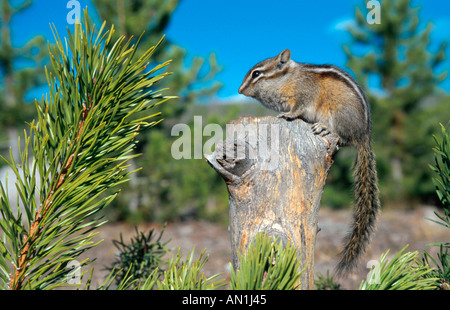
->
(0, 10, 172, 290)
(229, 233, 305, 290)
(86, 246, 225, 290)
(314, 270, 341, 290)
(101, 231, 304, 290)
(107, 226, 170, 287)
(154, 247, 225, 290)
(421, 244, 450, 290)
(359, 246, 440, 290)
(419, 123, 450, 289)
(429, 123, 450, 225)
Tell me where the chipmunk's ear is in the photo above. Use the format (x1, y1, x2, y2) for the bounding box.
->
(277, 49, 291, 64)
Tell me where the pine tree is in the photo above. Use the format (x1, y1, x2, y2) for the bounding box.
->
(0, 0, 47, 160)
(91, 0, 221, 118)
(341, 0, 448, 203)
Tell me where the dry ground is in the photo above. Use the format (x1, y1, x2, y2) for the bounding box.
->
(83, 206, 449, 290)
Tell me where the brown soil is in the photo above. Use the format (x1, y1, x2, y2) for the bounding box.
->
(83, 206, 449, 290)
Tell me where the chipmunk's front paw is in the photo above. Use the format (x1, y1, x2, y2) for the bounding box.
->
(277, 113, 296, 120)
(311, 122, 330, 136)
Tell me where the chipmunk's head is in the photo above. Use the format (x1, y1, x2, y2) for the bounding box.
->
(238, 49, 292, 101)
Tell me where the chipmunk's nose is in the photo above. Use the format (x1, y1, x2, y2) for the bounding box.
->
(238, 84, 245, 95)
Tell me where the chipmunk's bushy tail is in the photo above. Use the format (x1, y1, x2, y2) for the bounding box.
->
(335, 138, 380, 275)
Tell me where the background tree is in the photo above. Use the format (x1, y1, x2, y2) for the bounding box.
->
(91, 0, 221, 118)
(91, 0, 224, 222)
(0, 0, 47, 161)
(324, 0, 449, 207)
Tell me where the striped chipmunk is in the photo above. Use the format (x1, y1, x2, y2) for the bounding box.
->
(238, 49, 380, 275)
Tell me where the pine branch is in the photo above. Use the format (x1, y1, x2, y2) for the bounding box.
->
(229, 233, 305, 290)
(155, 248, 226, 290)
(359, 246, 440, 290)
(0, 9, 173, 290)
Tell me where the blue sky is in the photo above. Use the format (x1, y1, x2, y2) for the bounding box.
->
(9, 0, 450, 101)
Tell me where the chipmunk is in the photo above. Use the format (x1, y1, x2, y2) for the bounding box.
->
(238, 49, 380, 275)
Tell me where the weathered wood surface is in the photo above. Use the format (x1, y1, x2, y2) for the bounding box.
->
(205, 116, 339, 289)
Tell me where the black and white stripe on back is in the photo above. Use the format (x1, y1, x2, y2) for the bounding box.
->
(302, 64, 370, 123)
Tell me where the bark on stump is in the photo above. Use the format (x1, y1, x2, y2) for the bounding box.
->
(205, 116, 339, 289)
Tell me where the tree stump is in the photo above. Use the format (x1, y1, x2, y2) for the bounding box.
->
(205, 116, 339, 289)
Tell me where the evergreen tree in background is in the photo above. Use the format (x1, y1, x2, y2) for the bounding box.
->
(91, 0, 221, 119)
(326, 0, 449, 207)
(0, 0, 47, 160)
(91, 0, 225, 222)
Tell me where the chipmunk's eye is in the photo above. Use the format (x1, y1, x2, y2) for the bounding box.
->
(252, 70, 261, 79)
